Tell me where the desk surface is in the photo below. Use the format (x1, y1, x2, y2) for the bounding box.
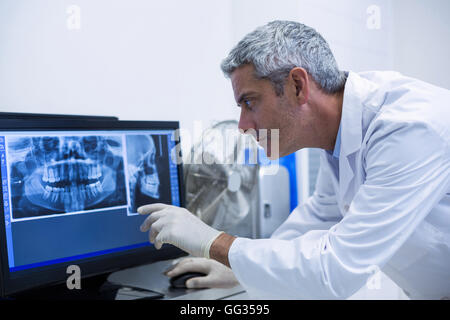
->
(107, 258, 248, 300)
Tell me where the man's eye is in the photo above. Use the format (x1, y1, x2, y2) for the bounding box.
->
(243, 99, 252, 109)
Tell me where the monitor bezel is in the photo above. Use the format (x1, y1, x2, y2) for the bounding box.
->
(0, 119, 187, 297)
(0, 111, 119, 121)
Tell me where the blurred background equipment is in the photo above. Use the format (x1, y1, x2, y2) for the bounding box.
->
(183, 120, 292, 239)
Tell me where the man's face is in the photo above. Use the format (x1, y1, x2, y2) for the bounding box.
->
(231, 64, 303, 159)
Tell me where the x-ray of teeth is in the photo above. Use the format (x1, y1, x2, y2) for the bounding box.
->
(126, 134, 172, 214)
(8, 135, 127, 219)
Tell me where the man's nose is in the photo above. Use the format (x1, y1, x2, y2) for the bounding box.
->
(238, 110, 255, 134)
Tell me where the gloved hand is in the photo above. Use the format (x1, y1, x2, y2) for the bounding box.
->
(164, 257, 240, 289)
(138, 203, 224, 258)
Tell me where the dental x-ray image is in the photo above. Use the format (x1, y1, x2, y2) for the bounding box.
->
(126, 134, 172, 214)
(8, 135, 127, 219)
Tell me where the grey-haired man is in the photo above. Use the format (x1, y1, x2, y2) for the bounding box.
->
(139, 21, 450, 299)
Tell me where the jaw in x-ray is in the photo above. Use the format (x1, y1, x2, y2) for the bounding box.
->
(8, 135, 127, 219)
(126, 135, 161, 214)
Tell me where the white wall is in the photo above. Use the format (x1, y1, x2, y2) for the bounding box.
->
(392, 0, 450, 89)
(298, 0, 394, 71)
(0, 0, 240, 139)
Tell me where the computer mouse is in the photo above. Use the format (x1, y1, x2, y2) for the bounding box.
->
(169, 272, 207, 289)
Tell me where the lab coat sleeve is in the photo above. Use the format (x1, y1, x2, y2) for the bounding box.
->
(229, 121, 450, 299)
(270, 151, 342, 240)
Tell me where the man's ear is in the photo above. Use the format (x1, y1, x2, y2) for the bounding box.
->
(289, 67, 309, 105)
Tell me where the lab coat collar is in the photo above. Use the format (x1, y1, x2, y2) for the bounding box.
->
(339, 70, 383, 157)
(340, 72, 363, 157)
(338, 71, 381, 199)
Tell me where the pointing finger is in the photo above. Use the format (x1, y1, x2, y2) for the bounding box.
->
(137, 203, 171, 215)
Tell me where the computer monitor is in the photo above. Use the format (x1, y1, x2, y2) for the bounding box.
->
(0, 119, 186, 298)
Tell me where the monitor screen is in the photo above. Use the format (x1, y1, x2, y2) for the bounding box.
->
(0, 120, 186, 297)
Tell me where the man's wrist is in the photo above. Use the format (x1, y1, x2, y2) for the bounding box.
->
(203, 230, 224, 259)
(209, 232, 236, 268)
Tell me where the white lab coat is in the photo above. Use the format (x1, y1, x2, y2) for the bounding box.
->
(228, 71, 450, 300)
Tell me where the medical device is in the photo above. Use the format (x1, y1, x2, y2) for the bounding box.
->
(183, 120, 294, 239)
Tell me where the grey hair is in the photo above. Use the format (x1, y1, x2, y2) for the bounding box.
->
(221, 20, 347, 95)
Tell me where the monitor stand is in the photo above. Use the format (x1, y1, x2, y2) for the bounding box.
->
(10, 273, 163, 300)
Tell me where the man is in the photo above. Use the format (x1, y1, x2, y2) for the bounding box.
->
(138, 21, 450, 299)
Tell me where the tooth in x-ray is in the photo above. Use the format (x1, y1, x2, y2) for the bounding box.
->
(8, 135, 127, 218)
